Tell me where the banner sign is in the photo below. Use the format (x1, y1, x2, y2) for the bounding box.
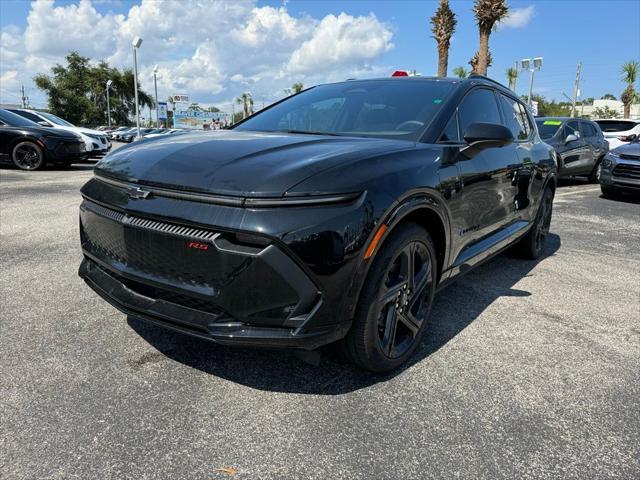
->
(172, 94, 190, 103)
(173, 110, 231, 130)
(158, 102, 168, 120)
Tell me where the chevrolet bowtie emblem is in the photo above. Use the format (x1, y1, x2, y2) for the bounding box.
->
(126, 185, 151, 199)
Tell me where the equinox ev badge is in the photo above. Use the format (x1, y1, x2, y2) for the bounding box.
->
(126, 185, 151, 199)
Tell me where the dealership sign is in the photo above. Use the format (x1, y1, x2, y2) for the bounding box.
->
(172, 94, 190, 103)
(173, 110, 231, 130)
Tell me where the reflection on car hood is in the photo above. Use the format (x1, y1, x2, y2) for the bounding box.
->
(95, 129, 416, 197)
(613, 142, 640, 158)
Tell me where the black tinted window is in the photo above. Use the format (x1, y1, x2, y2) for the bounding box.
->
(458, 89, 501, 136)
(235, 80, 455, 141)
(581, 122, 596, 137)
(8, 109, 45, 124)
(498, 94, 528, 140)
(594, 120, 638, 132)
(535, 119, 563, 139)
(439, 114, 459, 143)
(0, 109, 40, 127)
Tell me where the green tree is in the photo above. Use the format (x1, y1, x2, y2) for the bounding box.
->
(284, 82, 304, 96)
(430, 0, 457, 77)
(505, 66, 518, 90)
(471, 0, 508, 75)
(620, 60, 639, 119)
(452, 66, 469, 79)
(601, 93, 617, 100)
(592, 105, 620, 119)
(34, 51, 154, 126)
(520, 94, 571, 117)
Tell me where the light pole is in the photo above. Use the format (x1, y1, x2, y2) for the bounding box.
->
(153, 65, 159, 128)
(519, 57, 543, 108)
(132, 36, 143, 139)
(105, 79, 112, 127)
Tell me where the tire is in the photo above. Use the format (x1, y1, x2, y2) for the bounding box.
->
(343, 223, 437, 372)
(12, 141, 45, 171)
(601, 186, 620, 199)
(588, 158, 602, 183)
(516, 186, 554, 260)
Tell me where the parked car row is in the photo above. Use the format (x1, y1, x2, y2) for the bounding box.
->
(5, 108, 111, 157)
(105, 127, 190, 142)
(0, 109, 87, 170)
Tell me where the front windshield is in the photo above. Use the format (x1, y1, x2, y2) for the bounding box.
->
(39, 111, 75, 127)
(535, 119, 563, 139)
(234, 79, 455, 141)
(0, 109, 41, 128)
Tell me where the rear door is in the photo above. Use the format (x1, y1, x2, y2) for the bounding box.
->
(497, 93, 534, 215)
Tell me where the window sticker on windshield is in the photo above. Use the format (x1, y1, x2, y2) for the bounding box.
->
(543, 120, 562, 125)
(433, 98, 442, 104)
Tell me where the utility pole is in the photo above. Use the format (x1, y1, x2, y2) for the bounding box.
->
(153, 65, 159, 128)
(21, 85, 26, 108)
(571, 62, 582, 118)
(513, 61, 518, 92)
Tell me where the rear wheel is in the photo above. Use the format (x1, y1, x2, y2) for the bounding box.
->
(344, 223, 437, 372)
(516, 186, 554, 260)
(12, 141, 44, 170)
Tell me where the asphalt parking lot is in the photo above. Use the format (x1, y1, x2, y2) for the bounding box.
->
(1, 156, 639, 479)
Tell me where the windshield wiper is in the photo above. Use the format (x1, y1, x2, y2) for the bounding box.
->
(277, 129, 342, 136)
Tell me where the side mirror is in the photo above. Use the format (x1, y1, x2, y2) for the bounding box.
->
(564, 133, 578, 144)
(460, 122, 514, 159)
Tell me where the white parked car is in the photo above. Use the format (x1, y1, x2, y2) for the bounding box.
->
(594, 119, 640, 150)
(7, 109, 111, 157)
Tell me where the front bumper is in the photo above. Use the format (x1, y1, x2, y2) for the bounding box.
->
(599, 157, 640, 191)
(78, 199, 349, 349)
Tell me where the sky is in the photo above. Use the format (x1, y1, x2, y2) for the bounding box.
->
(1, 0, 639, 115)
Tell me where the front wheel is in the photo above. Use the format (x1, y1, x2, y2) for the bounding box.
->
(12, 141, 45, 170)
(588, 158, 602, 183)
(516, 186, 554, 260)
(344, 223, 437, 372)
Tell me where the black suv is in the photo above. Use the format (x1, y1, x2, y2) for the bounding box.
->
(535, 117, 608, 181)
(78, 75, 557, 371)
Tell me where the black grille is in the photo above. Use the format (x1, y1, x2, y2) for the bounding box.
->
(108, 269, 224, 316)
(613, 163, 640, 179)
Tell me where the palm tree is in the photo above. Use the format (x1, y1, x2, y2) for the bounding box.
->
(469, 49, 492, 74)
(505, 66, 518, 90)
(472, 0, 509, 75)
(430, 0, 457, 77)
(236, 92, 254, 119)
(620, 60, 638, 119)
(453, 66, 468, 79)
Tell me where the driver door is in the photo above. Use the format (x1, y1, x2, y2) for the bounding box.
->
(557, 120, 588, 174)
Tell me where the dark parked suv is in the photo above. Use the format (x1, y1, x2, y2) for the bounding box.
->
(78, 75, 557, 371)
(535, 117, 608, 181)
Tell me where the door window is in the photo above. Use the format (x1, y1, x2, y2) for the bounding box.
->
(498, 94, 528, 140)
(458, 89, 502, 137)
(580, 122, 596, 137)
(438, 113, 460, 143)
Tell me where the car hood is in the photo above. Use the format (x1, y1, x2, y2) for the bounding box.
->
(95, 130, 416, 197)
(613, 142, 640, 157)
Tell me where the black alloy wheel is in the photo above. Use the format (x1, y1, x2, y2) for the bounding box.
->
(12, 142, 44, 170)
(344, 223, 437, 372)
(516, 186, 554, 259)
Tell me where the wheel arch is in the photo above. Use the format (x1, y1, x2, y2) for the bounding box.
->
(341, 192, 451, 321)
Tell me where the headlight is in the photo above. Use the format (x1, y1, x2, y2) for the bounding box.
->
(608, 150, 620, 159)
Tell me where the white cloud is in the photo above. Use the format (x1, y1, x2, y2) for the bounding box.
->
(0, 0, 394, 108)
(499, 5, 535, 29)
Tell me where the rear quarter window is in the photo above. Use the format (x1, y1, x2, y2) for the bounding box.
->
(595, 120, 638, 132)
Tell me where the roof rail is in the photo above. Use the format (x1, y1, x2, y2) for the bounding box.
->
(467, 73, 510, 90)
